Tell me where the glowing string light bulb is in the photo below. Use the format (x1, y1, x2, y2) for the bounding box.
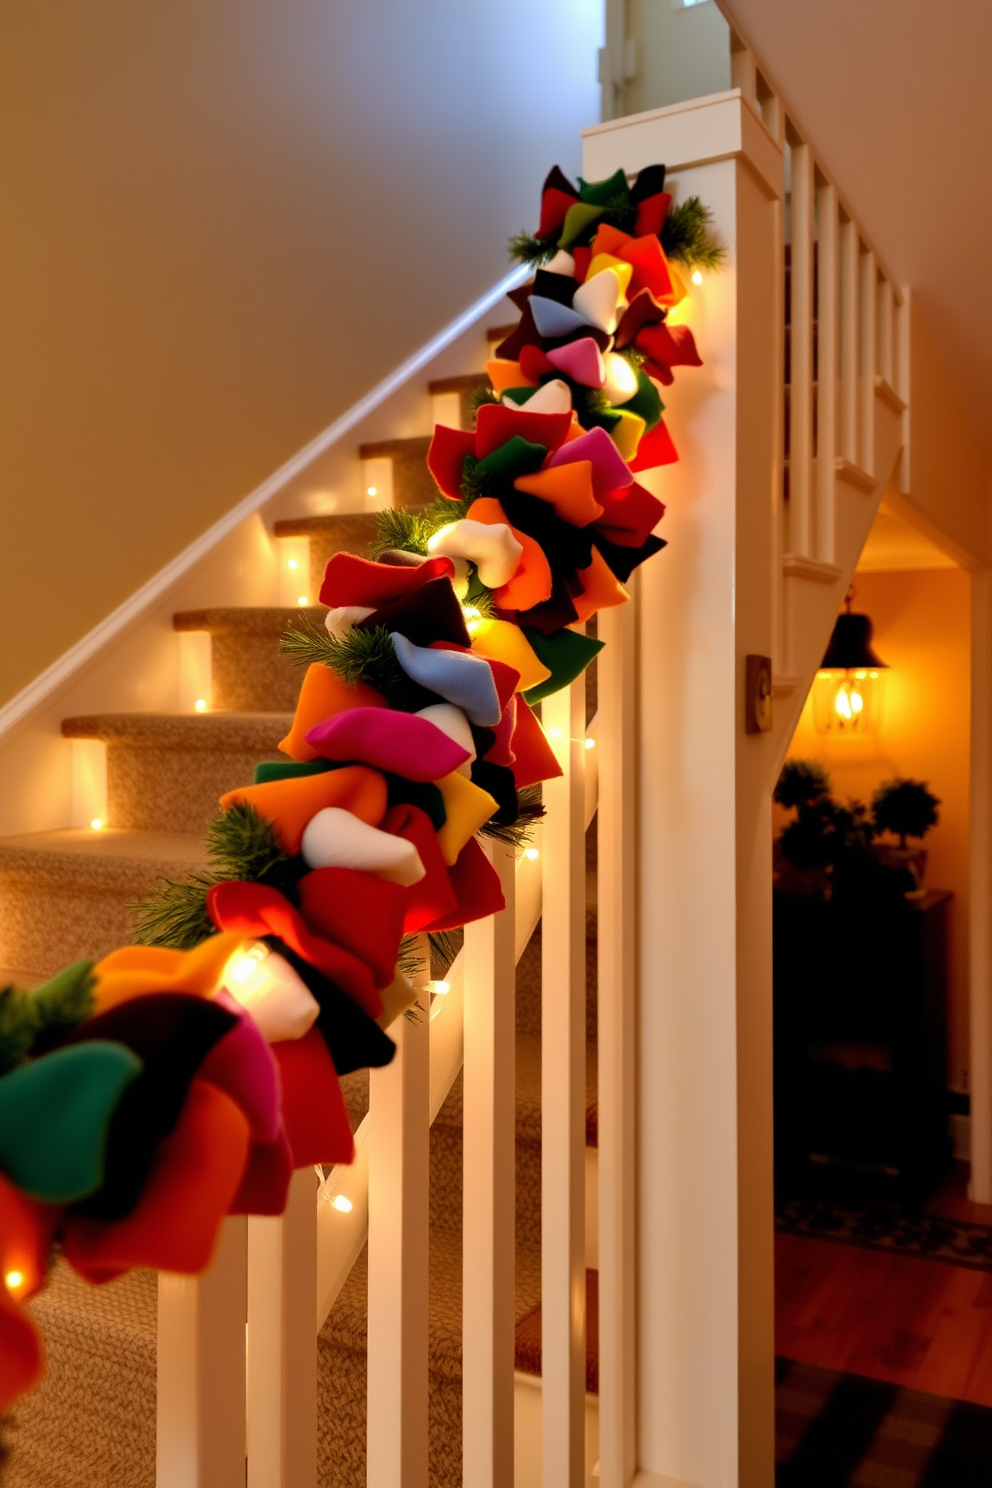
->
(5, 1270, 24, 1292)
(691, 268, 704, 286)
(331, 1195, 353, 1214)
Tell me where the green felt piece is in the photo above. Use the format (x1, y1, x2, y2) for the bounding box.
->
(521, 628, 606, 704)
(578, 169, 630, 208)
(618, 369, 664, 431)
(385, 776, 447, 831)
(476, 436, 547, 485)
(0, 1041, 142, 1203)
(501, 388, 538, 408)
(253, 759, 343, 785)
(558, 202, 605, 250)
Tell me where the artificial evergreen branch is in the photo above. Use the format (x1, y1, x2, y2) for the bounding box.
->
(661, 197, 726, 271)
(368, 507, 430, 560)
(508, 231, 555, 266)
(131, 873, 220, 951)
(467, 384, 500, 424)
(208, 802, 288, 883)
(0, 960, 96, 1074)
(280, 619, 406, 698)
(478, 791, 545, 848)
(429, 929, 462, 977)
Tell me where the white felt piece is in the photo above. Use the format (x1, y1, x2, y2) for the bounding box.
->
(543, 250, 576, 277)
(228, 952, 320, 1043)
(602, 351, 640, 405)
(325, 605, 375, 640)
(415, 703, 476, 775)
(529, 295, 589, 339)
(301, 807, 425, 886)
(507, 379, 573, 415)
(427, 519, 522, 590)
(449, 555, 470, 598)
(573, 268, 624, 334)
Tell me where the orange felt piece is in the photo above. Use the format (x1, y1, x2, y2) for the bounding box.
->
(93, 931, 247, 1013)
(0, 1173, 57, 1303)
(219, 765, 388, 857)
(62, 1081, 251, 1281)
(0, 1288, 42, 1411)
(486, 359, 536, 394)
(571, 548, 630, 623)
(509, 698, 563, 789)
(279, 664, 388, 763)
(513, 462, 603, 527)
(466, 498, 552, 612)
(272, 1029, 354, 1168)
(589, 222, 633, 259)
(562, 419, 587, 444)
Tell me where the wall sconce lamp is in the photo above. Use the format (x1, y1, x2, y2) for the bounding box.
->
(812, 587, 888, 736)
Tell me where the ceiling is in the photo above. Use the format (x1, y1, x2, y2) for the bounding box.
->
(856, 504, 958, 574)
(721, 0, 992, 447)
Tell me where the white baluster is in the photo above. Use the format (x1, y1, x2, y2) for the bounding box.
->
(462, 841, 517, 1487)
(156, 1218, 247, 1488)
(367, 944, 431, 1488)
(541, 676, 587, 1488)
(788, 135, 815, 557)
(859, 247, 877, 476)
(877, 276, 894, 389)
(596, 595, 637, 1488)
(816, 180, 838, 563)
(246, 1168, 318, 1488)
(839, 216, 859, 467)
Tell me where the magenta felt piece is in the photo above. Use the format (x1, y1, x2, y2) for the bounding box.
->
(306, 707, 470, 782)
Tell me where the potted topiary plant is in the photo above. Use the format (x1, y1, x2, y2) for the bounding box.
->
(870, 777, 940, 888)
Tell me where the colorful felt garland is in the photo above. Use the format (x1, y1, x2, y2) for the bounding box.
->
(0, 161, 715, 1412)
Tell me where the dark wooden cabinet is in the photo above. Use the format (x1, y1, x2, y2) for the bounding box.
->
(773, 887, 953, 1206)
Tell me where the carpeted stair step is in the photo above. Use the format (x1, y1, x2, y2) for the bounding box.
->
(0, 828, 206, 979)
(486, 324, 516, 346)
(428, 374, 488, 429)
(514, 1268, 600, 1396)
(173, 606, 325, 713)
(61, 712, 293, 834)
(358, 436, 434, 508)
(272, 512, 380, 601)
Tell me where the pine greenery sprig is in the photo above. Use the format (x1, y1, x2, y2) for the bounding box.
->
(467, 384, 500, 424)
(508, 231, 555, 266)
(130, 874, 218, 951)
(478, 787, 545, 848)
(661, 197, 726, 271)
(368, 507, 429, 559)
(0, 960, 96, 1075)
(280, 619, 406, 697)
(208, 802, 288, 883)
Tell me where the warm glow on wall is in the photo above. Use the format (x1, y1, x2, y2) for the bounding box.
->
(813, 588, 888, 737)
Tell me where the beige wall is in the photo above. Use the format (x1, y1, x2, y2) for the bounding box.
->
(624, 0, 730, 115)
(783, 567, 972, 1091)
(0, 0, 602, 706)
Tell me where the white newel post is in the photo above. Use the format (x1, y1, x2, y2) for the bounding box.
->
(157, 1217, 248, 1488)
(583, 92, 784, 1488)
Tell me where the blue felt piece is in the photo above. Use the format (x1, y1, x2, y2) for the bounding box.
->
(391, 634, 501, 728)
(529, 296, 589, 340)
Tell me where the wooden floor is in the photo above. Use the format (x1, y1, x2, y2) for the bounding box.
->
(776, 1167, 992, 1406)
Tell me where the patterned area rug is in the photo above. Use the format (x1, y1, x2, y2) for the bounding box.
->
(776, 1197, 992, 1270)
(776, 1358, 992, 1485)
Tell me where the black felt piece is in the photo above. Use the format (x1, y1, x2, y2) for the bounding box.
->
(377, 548, 428, 567)
(468, 723, 497, 761)
(498, 491, 595, 576)
(61, 994, 238, 1221)
(631, 164, 667, 204)
(362, 577, 469, 650)
(266, 940, 396, 1076)
(507, 283, 534, 313)
(555, 323, 614, 354)
(591, 531, 667, 584)
(383, 774, 447, 830)
(542, 164, 579, 202)
(516, 575, 581, 637)
(470, 759, 519, 824)
(532, 269, 576, 308)
(495, 303, 550, 362)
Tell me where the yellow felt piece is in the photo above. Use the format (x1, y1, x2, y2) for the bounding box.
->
(93, 931, 248, 1013)
(585, 254, 633, 296)
(470, 620, 551, 694)
(589, 223, 633, 259)
(665, 261, 688, 307)
(435, 772, 498, 866)
(513, 462, 603, 527)
(609, 408, 647, 462)
(571, 547, 630, 624)
(486, 359, 535, 394)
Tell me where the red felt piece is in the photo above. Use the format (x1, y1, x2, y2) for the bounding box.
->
(297, 867, 406, 991)
(571, 246, 592, 282)
(380, 802, 457, 933)
(484, 693, 517, 768)
(634, 191, 671, 238)
(229, 1129, 293, 1216)
(509, 697, 563, 788)
(474, 404, 573, 460)
(422, 838, 506, 932)
(272, 1030, 355, 1168)
(613, 287, 666, 349)
(319, 551, 455, 609)
(538, 185, 579, 241)
(62, 1081, 251, 1282)
(518, 344, 553, 382)
(635, 321, 703, 375)
(207, 881, 381, 1018)
(627, 417, 679, 471)
(0, 1290, 42, 1411)
(594, 481, 666, 549)
(619, 235, 674, 302)
(427, 425, 478, 501)
(306, 706, 470, 782)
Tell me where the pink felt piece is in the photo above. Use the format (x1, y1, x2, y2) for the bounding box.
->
(546, 338, 605, 389)
(547, 426, 633, 498)
(318, 552, 455, 609)
(200, 990, 282, 1144)
(306, 707, 470, 783)
(229, 1130, 293, 1216)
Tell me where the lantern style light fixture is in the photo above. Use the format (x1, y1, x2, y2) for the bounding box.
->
(812, 587, 888, 736)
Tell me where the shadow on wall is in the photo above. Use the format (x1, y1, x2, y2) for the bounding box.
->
(779, 567, 971, 1095)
